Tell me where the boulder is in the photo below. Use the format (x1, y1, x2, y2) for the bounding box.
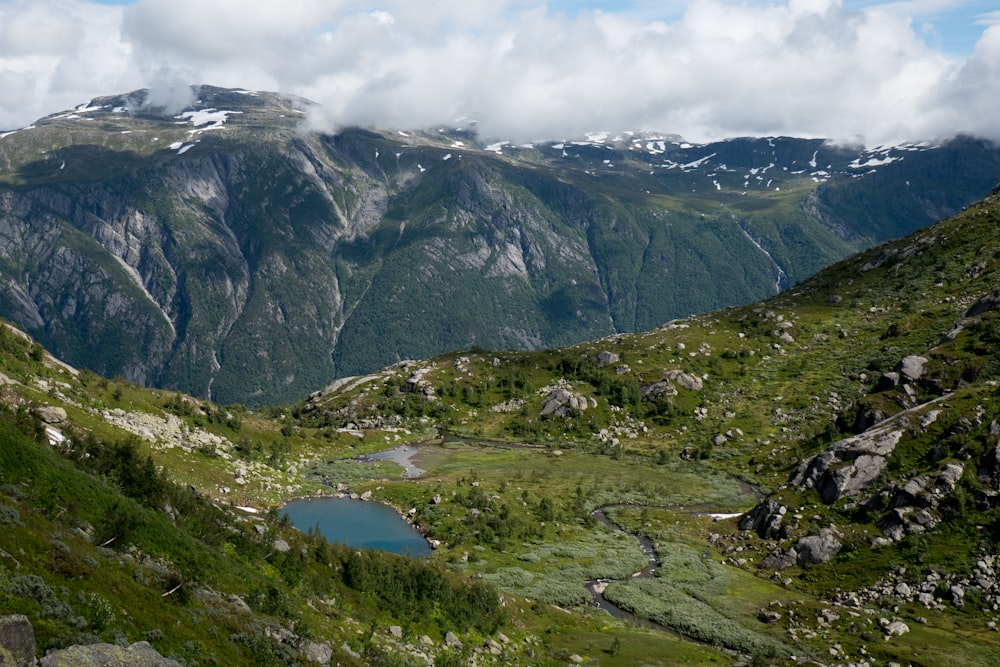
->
(795, 528, 842, 566)
(0, 615, 35, 667)
(639, 380, 676, 401)
(444, 632, 462, 648)
(816, 454, 887, 504)
(739, 500, 786, 539)
(879, 508, 911, 541)
(876, 372, 901, 391)
(935, 463, 964, 495)
(885, 621, 910, 638)
(596, 351, 620, 367)
(40, 641, 181, 666)
(540, 388, 588, 417)
(663, 370, 703, 391)
(759, 548, 798, 570)
(297, 639, 333, 665)
(36, 406, 67, 424)
(896, 356, 928, 382)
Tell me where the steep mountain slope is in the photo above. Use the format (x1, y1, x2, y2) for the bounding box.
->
(2, 85, 999, 406)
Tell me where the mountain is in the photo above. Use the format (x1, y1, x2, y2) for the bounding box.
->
(3, 186, 1000, 665)
(2, 85, 999, 406)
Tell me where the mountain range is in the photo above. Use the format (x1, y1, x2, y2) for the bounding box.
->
(2, 85, 1000, 406)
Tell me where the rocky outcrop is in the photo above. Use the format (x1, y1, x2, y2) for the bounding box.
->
(0, 614, 35, 666)
(739, 500, 787, 539)
(639, 380, 677, 401)
(791, 396, 950, 503)
(39, 641, 181, 666)
(964, 290, 1000, 317)
(663, 370, 703, 392)
(539, 382, 591, 417)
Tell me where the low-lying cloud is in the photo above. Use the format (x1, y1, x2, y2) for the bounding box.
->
(1, 0, 997, 146)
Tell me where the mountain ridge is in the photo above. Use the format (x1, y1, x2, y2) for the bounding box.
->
(2, 85, 1000, 406)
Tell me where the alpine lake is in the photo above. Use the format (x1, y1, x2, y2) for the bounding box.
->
(281, 445, 431, 557)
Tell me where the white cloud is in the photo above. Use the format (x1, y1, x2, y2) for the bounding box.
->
(0, 0, 996, 146)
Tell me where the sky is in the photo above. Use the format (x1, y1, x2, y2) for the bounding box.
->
(1, 0, 998, 145)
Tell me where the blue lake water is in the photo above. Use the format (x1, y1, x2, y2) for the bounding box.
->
(281, 496, 431, 557)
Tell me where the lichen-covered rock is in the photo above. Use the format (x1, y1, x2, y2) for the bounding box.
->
(297, 639, 332, 665)
(0, 614, 36, 667)
(40, 641, 181, 666)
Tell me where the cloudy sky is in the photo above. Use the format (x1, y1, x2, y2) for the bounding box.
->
(1, 0, 998, 145)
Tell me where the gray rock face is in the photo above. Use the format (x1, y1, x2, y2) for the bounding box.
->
(39, 641, 181, 667)
(795, 528, 842, 566)
(739, 500, 786, 539)
(816, 454, 888, 504)
(0, 614, 36, 667)
(790, 397, 953, 503)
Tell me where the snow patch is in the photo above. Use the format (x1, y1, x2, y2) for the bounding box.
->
(175, 109, 241, 134)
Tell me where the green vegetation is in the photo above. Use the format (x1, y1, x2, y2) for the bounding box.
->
(4, 88, 1000, 406)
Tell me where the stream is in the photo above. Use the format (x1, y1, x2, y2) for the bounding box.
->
(349, 436, 761, 633)
(585, 506, 665, 630)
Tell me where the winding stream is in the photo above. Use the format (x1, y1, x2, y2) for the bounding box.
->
(585, 506, 665, 629)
